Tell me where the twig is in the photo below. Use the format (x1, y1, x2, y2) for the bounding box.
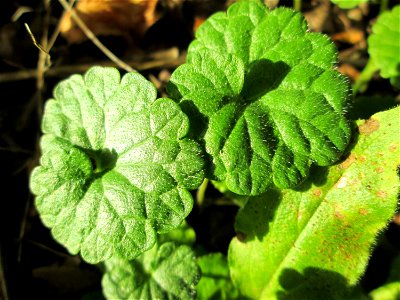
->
(0, 247, 9, 300)
(26, 239, 74, 259)
(58, 0, 134, 72)
(24, 23, 51, 68)
(0, 48, 185, 83)
(0, 146, 33, 154)
(47, 0, 76, 53)
(17, 195, 32, 262)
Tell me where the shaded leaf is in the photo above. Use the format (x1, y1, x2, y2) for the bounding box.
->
(102, 242, 200, 299)
(158, 220, 196, 246)
(197, 253, 238, 300)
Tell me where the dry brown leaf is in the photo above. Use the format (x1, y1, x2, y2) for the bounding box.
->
(338, 63, 360, 81)
(59, 0, 159, 43)
(193, 16, 206, 32)
(332, 29, 364, 44)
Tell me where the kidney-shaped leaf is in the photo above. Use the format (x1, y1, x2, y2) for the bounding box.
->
(168, 0, 351, 195)
(368, 5, 400, 87)
(229, 106, 400, 298)
(30, 67, 205, 263)
(102, 242, 200, 299)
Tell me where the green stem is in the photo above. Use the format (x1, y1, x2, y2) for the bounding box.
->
(294, 0, 301, 11)
(353, 58, 378, 95)
(380, 0, 389, 13)
(196, 178, 209, 207)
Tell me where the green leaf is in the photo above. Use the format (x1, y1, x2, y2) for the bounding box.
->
(168, 0, 351, 195)
(369, 255, 400, 300)
(330, 0, 368, 9)
(102, 242, 200, 299)
(368, 5, 400, 87)
(370, 282, 400, 300)
(158, 220, 196, 246)
(197, 253, 239, 300)
(30, 67, 205, 263)
(228, 106, 400, 299)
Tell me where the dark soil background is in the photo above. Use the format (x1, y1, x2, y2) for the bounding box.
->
(0, 0, 399, 299)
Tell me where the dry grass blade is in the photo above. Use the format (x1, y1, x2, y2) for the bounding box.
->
(58, 0, 134, 72)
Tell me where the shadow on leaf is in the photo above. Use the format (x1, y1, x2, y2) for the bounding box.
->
(241, 59, 290, 101)
(277, 267, 363, 300)
(235, 189, 282, 242)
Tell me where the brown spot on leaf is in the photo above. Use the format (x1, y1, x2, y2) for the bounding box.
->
(359, 208, 368, 215)
(389, 143, 397, 152)
(345, 253, 353, 260)
(313, 188, 322, 197)
(358, 118, 380, 135)
(375, 167, 384, 173)
(340, 153, 356, 169)
(359, 155, 367, 162)
(335, 210, 345, 220)
(376, 191, 387, 198)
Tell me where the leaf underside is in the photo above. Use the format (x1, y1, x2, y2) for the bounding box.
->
(30, 67, 205, 263)
(168, 0, 351, 195)
(228, 106, 400, 299)
(102, 242, 200, 300)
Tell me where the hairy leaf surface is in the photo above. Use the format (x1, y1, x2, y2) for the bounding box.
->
(168, 0, 351, 195)
(228, 106, 400, 298)
(102, 242, 200, 299)
(369, 5, 400, 87)
(30, 67, 205, 263)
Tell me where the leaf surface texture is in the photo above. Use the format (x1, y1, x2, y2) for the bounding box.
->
(168, 0, 351, 195)
(30, 67, 205, 263)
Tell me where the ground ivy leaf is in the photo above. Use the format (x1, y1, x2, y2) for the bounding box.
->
(197, 253, 239, 300)
(158, 220, 196, 246)
(368, 5, 400, 88)
(168, 1, 351, 195)
(228, 106, 400, 299)
(30, 67, 205, 263)
(102, 242, 200, 299)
